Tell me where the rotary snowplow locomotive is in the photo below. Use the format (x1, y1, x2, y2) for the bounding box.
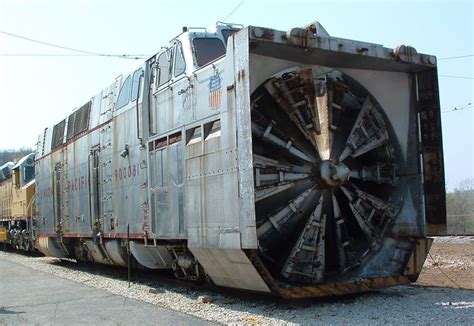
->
(33, 21, 446, 298)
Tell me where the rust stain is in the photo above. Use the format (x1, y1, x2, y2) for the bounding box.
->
(246, 248, 419, 299)
(404, 237, 433, 281)
(237, 69, 246, 83)
(278, 276, 411, 299)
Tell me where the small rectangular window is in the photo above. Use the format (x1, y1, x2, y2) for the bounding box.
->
(186, 126, 202, 145)
(51, 119, 66, 149)
(74, 101, 91, 135)
(204, 120, 221, 140)
(66, 113, 76, 141)
(155, 137, 167, 150)
(1, 167, 10, 178)
(169, 131, 182, 145)
(66, 102, 91, 141)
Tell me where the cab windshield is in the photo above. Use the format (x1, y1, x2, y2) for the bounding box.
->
(192, 38, 226, 67)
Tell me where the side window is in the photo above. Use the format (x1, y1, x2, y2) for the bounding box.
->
(131, 69, 142, 101)
(74, 102, 91, 135)
(116, 75, 131, 109)
(67, 101, 91, 141)
(1, 166, 10, 178)
(185, 126, 202, 145)
(66, 112, 76, 140)
(221, 29, 239, 45)
(23, 166, 34, 183)
(174, 44, 186, 77)
(51, 119, 66, 149)
(157, 50, 172, 87)
(204, 119, 221, 140)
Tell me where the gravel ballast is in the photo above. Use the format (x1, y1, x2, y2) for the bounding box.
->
(1, 238, 473, 325)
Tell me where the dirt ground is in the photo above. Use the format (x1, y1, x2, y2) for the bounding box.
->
(416, 236, 474, 290)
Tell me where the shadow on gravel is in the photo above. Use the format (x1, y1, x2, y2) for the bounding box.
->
(46, 257, 375, 303)
(1, 246, 42, 258)
(44, 258, 473, 324)
(0, 307, 25, 315)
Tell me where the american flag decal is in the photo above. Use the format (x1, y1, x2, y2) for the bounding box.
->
(208, 75, 222, 109)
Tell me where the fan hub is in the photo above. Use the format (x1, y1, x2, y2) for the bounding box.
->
(320, 160, 350, 187)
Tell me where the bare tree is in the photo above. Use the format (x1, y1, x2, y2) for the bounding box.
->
(0, 148, 34, 166)
(446, 178, 474, 234)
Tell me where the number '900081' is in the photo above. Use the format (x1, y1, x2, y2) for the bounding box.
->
(114, 163, 140, 182)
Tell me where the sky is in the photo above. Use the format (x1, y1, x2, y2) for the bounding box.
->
(0, 0, 472, 191)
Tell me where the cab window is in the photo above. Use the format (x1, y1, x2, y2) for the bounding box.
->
(116, 75, 131, 109)
(131, 69, 142, 101)
(221, 29, 239, 45)
(23, 165, 34, 184)
(174, 44, 186, 77)
(192, 38, 225, 67)
(157, 50, 173, 87)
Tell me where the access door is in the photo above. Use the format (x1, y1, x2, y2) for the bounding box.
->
(88, 146, 101, 230)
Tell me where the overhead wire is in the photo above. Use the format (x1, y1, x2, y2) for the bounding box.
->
(438, 54, 474, 60)
(1, 29, 473, 81)
(222, 0, 245, 22)
(0, 53, 96, 56)
(0, 30, 148, 60)
(0, 53, 150, 58)
(442, 104, 473, 114)
(437, 54, 473, 80)
(439, 75, 474, 80)
(427, 252, 463, 289)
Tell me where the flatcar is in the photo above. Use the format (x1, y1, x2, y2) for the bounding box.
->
(31, 21, 446, 298)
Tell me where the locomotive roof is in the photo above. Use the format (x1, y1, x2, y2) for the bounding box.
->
(0, 162, 14, 181)
(13, 153, 35, 170)
(50, 22, 242, 122)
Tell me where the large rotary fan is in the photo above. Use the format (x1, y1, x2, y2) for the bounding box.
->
(251, 67, 404, 285)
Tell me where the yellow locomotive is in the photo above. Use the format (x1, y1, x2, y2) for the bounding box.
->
(0, 153, 36, 250)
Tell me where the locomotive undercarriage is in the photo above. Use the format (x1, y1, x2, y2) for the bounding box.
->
(40, 235, 204, 282)
(1, 220, 35, 251)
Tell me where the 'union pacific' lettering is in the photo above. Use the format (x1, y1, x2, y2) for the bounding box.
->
(67, 175, 88, 192)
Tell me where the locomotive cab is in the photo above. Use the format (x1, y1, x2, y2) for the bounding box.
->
(150, 22, 241, 89)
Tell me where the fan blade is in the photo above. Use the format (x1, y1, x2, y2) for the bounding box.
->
(349, 162, 399, 186)
(281, 192, 326, 283)
(341, 185, 400, 250)
(339, 97, 390, 161)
